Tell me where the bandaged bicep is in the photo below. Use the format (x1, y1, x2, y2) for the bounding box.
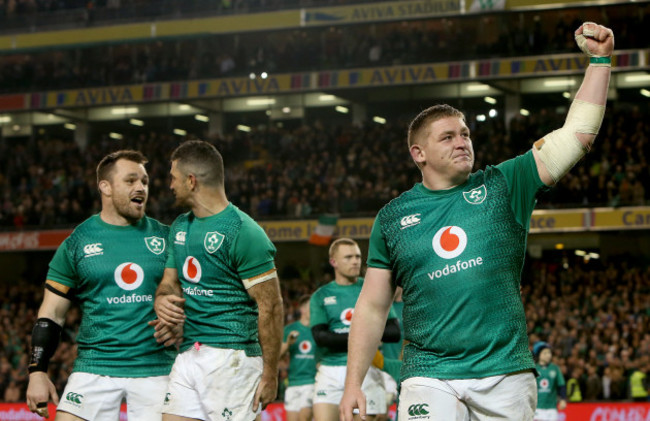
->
(534, 99, 605, 182)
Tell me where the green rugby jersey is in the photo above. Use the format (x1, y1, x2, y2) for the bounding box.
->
(310, 278, 397, 366)
(47, 214, 175, 377)
(367, 150, 546, 380)
(536, 362, 565, 409)
(167, 203, 276, 355)
(283, 322, 316, 386)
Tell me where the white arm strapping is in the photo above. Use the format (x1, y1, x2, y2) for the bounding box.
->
(534, 99, 605, 183)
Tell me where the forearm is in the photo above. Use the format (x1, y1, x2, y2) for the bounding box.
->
(312, 325, 349, 352)
(155, 275, 182, 298)
(575, 64, 610, 106)
(258, 293, 284, 378)
(345, 302, 391, 388)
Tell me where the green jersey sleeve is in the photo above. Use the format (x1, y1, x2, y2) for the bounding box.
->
(231, 221, 277, 281)
(309, 290, 328, 327)
(495, 150, 547, 230)
(367, 218, 391, 269)
(165, 221, 178, 269)
(283, 325, 292, 341)
(47, 240, 78, 288)
(556, 365, 566, 387)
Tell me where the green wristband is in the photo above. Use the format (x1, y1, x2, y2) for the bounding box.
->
(590, 56, 612, 67)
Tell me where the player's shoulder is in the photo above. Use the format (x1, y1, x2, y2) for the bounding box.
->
(170, 211, 192, 228)
(230, 204, 264, 230)
(142, 215, 170, 235)
(65, 214, 102, 242)
(285, 321, 300, 330)
(312, 281, 337, 297)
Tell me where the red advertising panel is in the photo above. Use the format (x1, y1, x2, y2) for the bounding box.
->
(1, 402, 649, 420)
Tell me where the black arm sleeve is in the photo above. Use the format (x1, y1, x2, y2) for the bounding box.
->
(381, 318, 401, 343)
(29, 318, 62, 373)
(312, 324, 349, 353)
(558, 385, 567, 400)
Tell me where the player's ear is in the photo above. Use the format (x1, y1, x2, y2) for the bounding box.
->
(410, 143, 425, 166)
(98, 180, 111, 196)
(188, 173, 197, 191)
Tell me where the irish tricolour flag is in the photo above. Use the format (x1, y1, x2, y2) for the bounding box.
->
(309, 214, 339, 246)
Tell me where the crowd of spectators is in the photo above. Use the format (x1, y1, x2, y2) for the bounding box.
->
(1, 3, 647, 94)
(0, 102, 648, 230)
(0, 0, 368, 32)
(2, 253, 650, 403)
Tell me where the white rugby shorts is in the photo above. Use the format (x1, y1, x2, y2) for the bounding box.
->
(398, 371, 536, 421)
(313, 365, 386, 414)
(57, 372, 168, 421)
(163, 344, 263, 421)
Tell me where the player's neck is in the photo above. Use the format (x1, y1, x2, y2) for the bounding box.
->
(192, 190, 229, 218)
(421, 171, 468, 191)
(100, 208, 139, 226)
(334, 275, 357, 286)
(299, 316, 309, 326)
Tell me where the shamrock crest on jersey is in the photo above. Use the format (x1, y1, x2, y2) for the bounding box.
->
(463, 184, 487, 205)
(145, 236, 166, 255)
(204, 231, 225, 254)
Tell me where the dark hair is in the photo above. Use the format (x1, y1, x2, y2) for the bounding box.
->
(171, 140, 224, 188)
(407, 104, 466, 148)
(298, 295, 311, 306)
(96, 150, 147, 185)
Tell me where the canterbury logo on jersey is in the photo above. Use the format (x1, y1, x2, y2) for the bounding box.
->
(83, 243, 103, 257)
(324, 296, 337, 305)
(66, 392, 84, 405)
(407, 403, 429, 417)
(400, 214, 421, 229)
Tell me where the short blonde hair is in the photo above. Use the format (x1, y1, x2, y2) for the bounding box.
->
(328, 238, 359, 258)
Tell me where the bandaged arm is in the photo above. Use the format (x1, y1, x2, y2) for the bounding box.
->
(29, 283, 72, 373)
(533, 56, 611, 186)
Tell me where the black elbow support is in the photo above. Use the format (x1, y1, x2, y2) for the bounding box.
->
(29, 318, 62, 374)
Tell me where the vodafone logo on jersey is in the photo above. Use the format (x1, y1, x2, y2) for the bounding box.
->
(539, 378, 550, 391)
(432, 226, 467, 259)
(114, 263, 144, 291)
(183, 256, 202, 283)
(299, 340, 312, 354)
(340, 308, 354, 326)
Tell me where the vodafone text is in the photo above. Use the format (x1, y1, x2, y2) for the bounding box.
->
(428, 257, 483, 280)
(106, 294, 153, 304)
(183, 286, 214, 297)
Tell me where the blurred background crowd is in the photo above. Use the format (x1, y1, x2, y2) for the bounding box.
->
(0, 3, 646, 94)
(0, 103, 648, 229)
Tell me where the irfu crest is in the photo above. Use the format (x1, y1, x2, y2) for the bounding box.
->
(463, 185, 487, 205)
(204, 231, 225, 254)
(145, 237, 165, 255)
